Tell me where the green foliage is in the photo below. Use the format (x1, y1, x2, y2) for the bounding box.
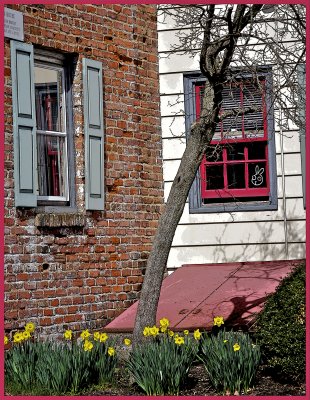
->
(5, 336, 118, 395)
(127, 334, 198, 395)
(5, 340, 40, 394)
(254, 262, 306, 383)
(198, 330, 261, 395)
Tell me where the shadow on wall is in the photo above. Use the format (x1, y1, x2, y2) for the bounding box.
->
(173, 201, 305, 265)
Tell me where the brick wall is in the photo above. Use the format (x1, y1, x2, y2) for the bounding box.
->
(4, 4, 163, 338)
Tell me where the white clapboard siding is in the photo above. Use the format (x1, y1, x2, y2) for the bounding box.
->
(158, 10, 306, 269)
(172, 221, 286, 247)
(167, 243, 289, 269)
(275, 131, 302, 153)
(162, 137, 186, 160)
(161, 116, 186, 138)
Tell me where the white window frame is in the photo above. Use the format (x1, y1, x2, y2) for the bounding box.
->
(34, 54, 69, 203)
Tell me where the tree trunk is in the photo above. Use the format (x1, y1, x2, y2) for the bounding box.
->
(132, 85, 218, 343)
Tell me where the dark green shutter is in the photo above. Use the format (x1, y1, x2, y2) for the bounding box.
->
(11, 41, 37, 207)
(297, 64, 306, 207)
(83, 58, 104, 210)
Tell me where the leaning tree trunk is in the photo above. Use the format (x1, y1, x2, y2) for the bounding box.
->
(132, 82, 219, 343)
(132, 4, 264, 345)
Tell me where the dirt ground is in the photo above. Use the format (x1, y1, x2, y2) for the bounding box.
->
(85, 363, 306, 396)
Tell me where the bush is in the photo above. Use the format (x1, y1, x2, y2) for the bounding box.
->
(127, 333, 198, 395)
(254, 262, 306, 383)
(5, 326, 118, 395)
(198, 329, 261, 395)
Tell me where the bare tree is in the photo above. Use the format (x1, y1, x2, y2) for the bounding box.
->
(132, 4, 305, 344)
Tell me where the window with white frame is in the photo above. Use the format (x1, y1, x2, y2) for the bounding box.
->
(34, 59, 69, 202)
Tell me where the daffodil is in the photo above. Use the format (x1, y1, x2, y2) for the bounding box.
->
(174, 336, 185, 346)
(183, 330, 189, 335)
(108, 347, 115, 356)
(233, 343, 240, 352)
(25, 322, 35, 333)
(64, 330, 72, 340)
(80, 329, 91, 340)
(193, 329, 201, 340)
(13, 332, 23, 343)
(93, 332, 100, 341)
(150, 326, 159, 336)
(223, 339, 228, 343)
(99, 332, 108, 343)
(83, 340, 93, 351)
(143, 326, 151, 337)
(124, 338, 131, 346)
(213, 316, 224, 327)
(168, 330, 174, 337)
(22, 330, 31, 340)
(160, 318, 169, 332)
(4, 336, 9, 345)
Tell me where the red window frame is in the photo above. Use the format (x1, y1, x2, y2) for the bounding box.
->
(196, 80, 270, 200)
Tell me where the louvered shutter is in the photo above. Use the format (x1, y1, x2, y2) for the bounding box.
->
(297, 64, 306, 207)
(83, 58, 104, 210)
(11, 41, 37, 207)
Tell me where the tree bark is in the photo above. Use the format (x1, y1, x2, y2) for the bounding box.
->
(132, 82, 219, 343)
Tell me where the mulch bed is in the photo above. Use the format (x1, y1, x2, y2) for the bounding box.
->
(85, 363, 306, 396)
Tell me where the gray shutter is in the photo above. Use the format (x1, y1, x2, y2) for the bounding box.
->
(83, 58, 104, 210)
(11, 41, 37, 207)
(297, 64, 306, 207)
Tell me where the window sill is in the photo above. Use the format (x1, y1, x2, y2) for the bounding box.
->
(35, 213, 85, 227)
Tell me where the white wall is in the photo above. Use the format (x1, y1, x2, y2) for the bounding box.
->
(157, 7, 306, 270)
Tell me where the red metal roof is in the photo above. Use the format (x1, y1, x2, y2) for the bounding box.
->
(105, 260, 301, 332)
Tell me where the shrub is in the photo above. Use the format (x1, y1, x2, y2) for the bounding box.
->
(198, 329, 261, 395)
(254, 262, 306, 383)
(5, 325, 118, 395)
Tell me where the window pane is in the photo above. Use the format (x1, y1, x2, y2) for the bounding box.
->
(227, 144, 245, 161)
(34, 66, 64, 132)
(206, 165, 224, 190)
(248, 162, 267, 188)
(248, 142, 266, 160)
(243, 83, 264, 137)
(227, 164, 245, 189)
(37, 134, 67, 197)
(222, 86, 243, 136)
(206, 146, 223, 162)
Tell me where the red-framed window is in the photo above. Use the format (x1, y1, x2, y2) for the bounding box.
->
(196, 80, 270, 202)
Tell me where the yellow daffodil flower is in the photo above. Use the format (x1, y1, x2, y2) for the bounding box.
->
(184, 330, 189, 335)
(22, 330, 31, 340)
(64, 330, 72, 340)
(223, 339, 228, 343)
(150, 326, 159, 336)
(213, 316, 224, 327)
(99, 332, 108, 343)
(143, 326, 151, 337)
(13, 332, 24, 343)
(83, 340, 93, 351)
(233, 343, 241, 352)
(193, 329, 201, 340)
(124, 338, 131, 346)
(93, 332, 100, 341)
(168, 330, 174, 337)
(160, 317, 169, 327)
(25, 322, 35, 333)
(4, 336, 9, 345)
(174, 336, 185, 346)
(80, 329, 91, 340)
(108, 347, 115, 356)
